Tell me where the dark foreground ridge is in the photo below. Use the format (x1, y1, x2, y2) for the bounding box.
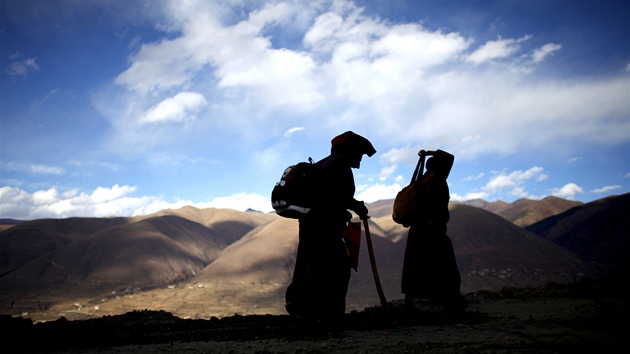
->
(2, 276, 628, 354)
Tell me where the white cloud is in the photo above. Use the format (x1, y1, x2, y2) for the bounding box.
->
(421, 73, 630, 156)
(1, 162, 65, 175)
(591, 185, 622, 194)
(483, 166, 547, 193)
(531, 43, 561, 64)
(306, 9, 470, 104)
(284, 127, 305, 137)
(0, 187, 31, 218)
(379, 165, 397, 181)
(218, 47, 323, 108)
(380, 146, 421, 165)
(114, 35, 196, 93)
(116, 1, 322, 109)
(103, 0, 630, 161)
(139, 92, 207, 123)
(467, 35, 531, 65)
(450, 191, 490, 202)
(31, 188, 60, 205)
(67, 160, 122, 172)
(201, 192, 272, 212)
(509, 186, 530, 199)
(91, 184, 138, 203)
(29, 164, 66, 175)
(0, 185, 149, 219)
(552, 183, 584, 199)
(3, 0, 629, 221)
(462, 166, 550, 201)
(464, 172, 485, 181)
(5, 56, 39, 76)
(0, 185, 273, 220)
(355, 182, 402, 203)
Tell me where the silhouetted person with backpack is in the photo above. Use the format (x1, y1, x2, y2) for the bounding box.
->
(285, 131, 376, 321)
(401, 149, 467, 313)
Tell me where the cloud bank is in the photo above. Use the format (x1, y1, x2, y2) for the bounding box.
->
(104, 0, 628, 159)
(0, 185, 272, 220)
(1, 0, 628, 220)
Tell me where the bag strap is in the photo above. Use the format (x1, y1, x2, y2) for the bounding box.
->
(410, 154, 425, 183)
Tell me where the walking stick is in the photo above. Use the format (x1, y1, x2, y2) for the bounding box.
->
(362, 217, 388, 307)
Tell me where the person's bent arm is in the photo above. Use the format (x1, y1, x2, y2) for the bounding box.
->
(425, 149, 454, 180)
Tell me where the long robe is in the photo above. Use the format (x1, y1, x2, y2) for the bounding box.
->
(401, 150, 462, 304)
(285, 154, 357, 320)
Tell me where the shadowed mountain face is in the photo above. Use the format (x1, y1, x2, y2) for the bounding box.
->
(447, 204, 586, 292)
(0, 196, 623, 321)
(526, 193, 630, 275)
(4, 216, 233, 286)
(0, 217, 130, 277)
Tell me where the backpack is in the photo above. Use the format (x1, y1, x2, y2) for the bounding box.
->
(271, 157, 320, 218)
(392, 153, 426, 227)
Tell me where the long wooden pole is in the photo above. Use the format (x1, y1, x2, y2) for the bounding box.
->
(363, 217, 387, 307)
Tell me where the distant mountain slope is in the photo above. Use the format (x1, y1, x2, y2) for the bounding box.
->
(459, 199, 510, 215)
(0, 219, 23, 225)
(526, 193, 630, 274)
(0, 217, 129, 277)
(378, 196, 580, 228)
(137, 206, 277, 245)
(365, 199, 394, 218)
(192, 217, 299, 284)
(3, 216, 234, 287)
(0, 208, 277, 314)
(497, 196, 582, 227)
(0, 219, 23, 232)
(447, 204, 586, 292)
(458, 197, 582, 227)
(0, 201, 599, 319)
(0, 208, 276, 284)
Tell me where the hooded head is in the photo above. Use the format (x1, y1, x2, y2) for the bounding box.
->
(330, 131, 376, 157)
(330, 131, 376, 169)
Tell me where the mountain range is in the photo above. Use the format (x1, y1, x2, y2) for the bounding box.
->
(0, 193, 627, 321)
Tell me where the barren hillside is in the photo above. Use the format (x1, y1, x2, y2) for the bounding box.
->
(1, 195, 626, 323)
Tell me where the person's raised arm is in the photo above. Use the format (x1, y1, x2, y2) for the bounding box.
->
(424, 149, 454, 180)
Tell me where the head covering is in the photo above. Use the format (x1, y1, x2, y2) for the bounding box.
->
(331, 131, 376, 157)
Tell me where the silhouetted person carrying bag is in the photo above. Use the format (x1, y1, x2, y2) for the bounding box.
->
(400, 149, 467, 313)
(285, 131, 376, 321)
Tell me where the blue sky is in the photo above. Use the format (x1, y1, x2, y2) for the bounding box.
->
(1, 0, 629, 220)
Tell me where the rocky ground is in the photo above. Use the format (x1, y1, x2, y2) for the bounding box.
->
(2, 277, 627, 354)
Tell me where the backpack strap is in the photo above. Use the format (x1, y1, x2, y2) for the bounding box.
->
(411, 154, 425, 183)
